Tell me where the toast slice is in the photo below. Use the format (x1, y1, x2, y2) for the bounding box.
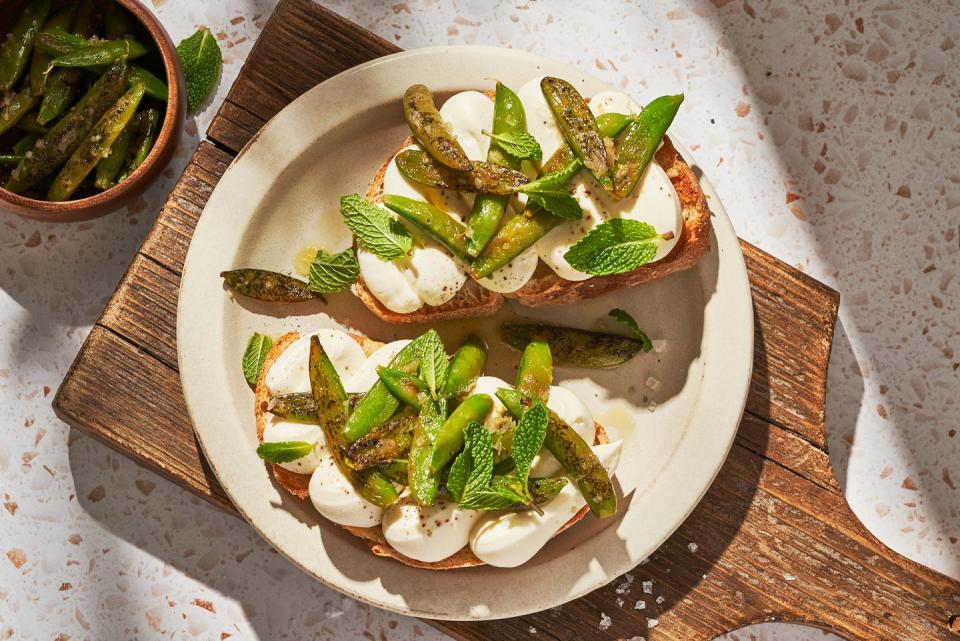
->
(255, 330, 607, 569)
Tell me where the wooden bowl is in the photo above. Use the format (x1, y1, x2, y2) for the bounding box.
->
(0, 0, 185, 222)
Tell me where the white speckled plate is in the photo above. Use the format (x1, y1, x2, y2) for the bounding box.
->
(177, 46, 752, 620)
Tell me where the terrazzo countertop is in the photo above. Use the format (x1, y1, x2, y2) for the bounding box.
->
(1, 1, 957, 639)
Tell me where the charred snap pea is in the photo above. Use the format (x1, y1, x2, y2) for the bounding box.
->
(94, 114, 134, 189)
(13, 111, 48, 134)
(6, 61, 127, 194)
(37, 68, 81, 125)
(378, 459, 408, 485)
(104, 2, 135, 39)
(0, 86, 40, 137)
(309, 336, 398, 508)
(29, 2, 77, 96)
(403, 83, 472, 171)
(345, 412, 416, 471)
(13, 133, 38, 155)
(408, 397, 447, 505)
(612, 94, 684, 199)
(382, 194, 472, 262)
(541, 76, 611, 191)
(497, 387, 616, 518)
(466, 81, 527, 256)
(0, 154, 25, 167)
(71, 0, 99, 38)
(377, 365, 427, 411)
(267, 391, 362, 422)
(129, 65, 168, 101)
(220, 269, 322, 303)
(429, 392, 493, 474)
(502, 322, 643, 368)
(439, 334, 487, 399)
(49, 38, 148, 69)
(116, 106, 159, 181)
(516, 338, 552, 402)
(394, 149, 527, 195)
(47, 81, 145, 201)
(543, 112, 633, 175)
(0, 0, 52, 91)
(34, 28, 89, 56)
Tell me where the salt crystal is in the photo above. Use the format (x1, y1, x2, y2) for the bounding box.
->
(645, 376, 661, 390)
(599, 612, 612, 631)
(646, 400, 658, 413)
(687, 542, 698, 553)
(634, 600, 646, 610)
(626, 637, 646, 641)
(615, 582, 629, 594)
(647, 618, 659, 629)
(615, 597, 624, 607)
(528, 626, 537, 634)
(639, 557, 649, 565)
(652, 339, 667, 353)
(655, 596, 665, 605)
(642, 580, 653, 594)
(784, 573, 797, 581)
(625, 573, 635, 584)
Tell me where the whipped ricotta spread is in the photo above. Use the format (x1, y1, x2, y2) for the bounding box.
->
(357, 79, 683, 311)
(261, 329, 623, 566)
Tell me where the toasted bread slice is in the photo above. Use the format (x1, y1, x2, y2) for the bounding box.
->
(255, 330, 609, 570)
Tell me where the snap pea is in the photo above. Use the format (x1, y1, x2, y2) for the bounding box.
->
(378, 459, 408, 485)
(541, 77, 611, 190)
(104, 2, 135, 40)
(220, 268, 322, 303)
(13, 110, 47, 134)
(94, 114, 134, 189)
(0, 154, 25, 167)
(37, 68, 81, 125)
(382, 194, 472, 262)
(502, 322, 643, 368)
(439, 334, 487, 399)
(394, 148, 527, 195)
(6, 61, 127, 194)
(0, 0, 52, 91)
(497, 388, 616, 518)
(12, 133, 38, 155)
(34, 28, 88, 57)
(377, 365, 426, 411)
(403, 83, 472, 171)
(408, 397, 447, 505)
(342, 331, 436, 444)
(116, 106, 159, 181)
(429, 393, 493, 474)
(345, 411, 416, 471)
(516, 338, 552, 402)
(309, 336, 398, 508)
(47, 81, 145, 201)
(49, 38, 148, 69)
(29, 2, 77, 96)
(267, 391, 362, 422)
(466, 81, 527, 256)
(71, 0, 99, 38)
(129, 65, 168, 101)
(0, 86, 40, 137)
(612, 94, 684, 199)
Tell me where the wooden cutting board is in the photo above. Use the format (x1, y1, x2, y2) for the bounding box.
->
(53, 1, 960, 638)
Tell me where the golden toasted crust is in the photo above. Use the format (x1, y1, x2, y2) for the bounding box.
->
(256, 331, 610, 570)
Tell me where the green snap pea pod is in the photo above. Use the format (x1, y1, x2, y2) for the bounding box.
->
(34, 27, 88, 56)
(37, 68, 81, 125)
(439, 334, 487, 399)
(377, 365, 426, 411)
(116, 106, 158, 181)
(309, 336, 398, 507)
(49, 38, 148, 69)
(540, 76, 611, 190)
(516, 338, 552, 402)
(529, 477, 568, 506)
(0, 0, 52, 91)
(128, 65, 168, 101)
(381, 194, 472, 262)
(29, 2, 77, 96)
(0, 155, 25, 167)
(378, 459, 408, 485)
(429, 393, 493, 474)
(345, 412, 417, 471)
(6, 60, 127, 194)
(394, 149, 527, 195)
(13, 110, 48, 134)
(0, 86, 40, 137)
(403, 83, 472, 171)
(342, 331, 436, 444)
(71, 0, 99, 38)
(612, 94, 684, 199)
(266, 392, 361, 422)
(94, 113, 133, 189)
(104, 2, 135, 39)
(408, 397, 447, 505)
(12, 133, 38, 155)
(466, 81, 527, 256)
(542, 112, 634, 174)
(497, 388, 616, 518)
(220, 269, 322, 303)
(47, 81, 145, 201)
(502, 322, 643, 368)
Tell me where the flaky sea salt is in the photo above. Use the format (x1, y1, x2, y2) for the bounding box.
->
(647, 618, 659, 629)
(615, 597, 624, 607)
(646, 399, 658, 413)
(528, 626, 537, 634)
(624, 572, 635, 584)
(615, 581, 630, 595)
(655, 596, 665, 605)
(599, 612, 612, 631)
(626, 637, 646, 641)
(642, 580, 653, 594)
(784, 573, 797, 581)
(687, 542, 698, 553)
(645, 376, 661, 390)
(652, 339, 667, 353)
(634, 599, 646, 610)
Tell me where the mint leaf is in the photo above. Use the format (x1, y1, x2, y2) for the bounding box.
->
(308, 248, 359, 294)
(415, 330, 448, 398)
(609, 308, 653, 352)
(482, 129, 542, 160)
(462, 421, 494, 498)
(510, 402, 548, 495)
(446, 446, 470, 501)
(515, 160, 583, 220)
(176, 27, 222, 114)
(564, 219, 672, 275)
(256, 440, 314, 463)
(242, 333, 273, 386)
(340, 194, 412, 260)
(458, 486, 525, 510)
(530, 477, 568, 505)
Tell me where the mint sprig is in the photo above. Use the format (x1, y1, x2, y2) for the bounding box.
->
(563, 219, 673, 275)
(415, 330, 448, 398)
(609, 308, 653, 352)
(510, 401, 548, 494)
(340, 194, 412, 260)
(308, 248, 359, 294)
(176, 27, 222, 114)
(482, 129, 542, 160)
(515, 160, 583, 220)
(241, 332, 273, 386)
(256, 440, 314, 463)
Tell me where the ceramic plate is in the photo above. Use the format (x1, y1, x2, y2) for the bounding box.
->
(177, 46, 753, 620)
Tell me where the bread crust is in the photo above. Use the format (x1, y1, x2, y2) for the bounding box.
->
(255, 330, 607, 570)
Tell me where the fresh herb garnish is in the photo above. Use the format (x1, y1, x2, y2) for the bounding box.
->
(415, 329, 448, 398)
(508, 401, 548, 495)
(256, 440, 314, 463)
(339, 194, 413, 260)
(482, 129, 542, 161)
(608, 308, 653, 352)
(563, 219, 673, 275)
(176, 27, 222, 113)
(241, 332, 273, 386)
(514, 160, 583, 220)
(307, 248, 359, 294)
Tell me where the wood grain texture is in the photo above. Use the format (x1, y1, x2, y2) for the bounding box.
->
(52, 0, 960, 639)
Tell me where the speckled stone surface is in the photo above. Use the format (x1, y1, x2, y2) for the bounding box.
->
(1, 1, 956, 639)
